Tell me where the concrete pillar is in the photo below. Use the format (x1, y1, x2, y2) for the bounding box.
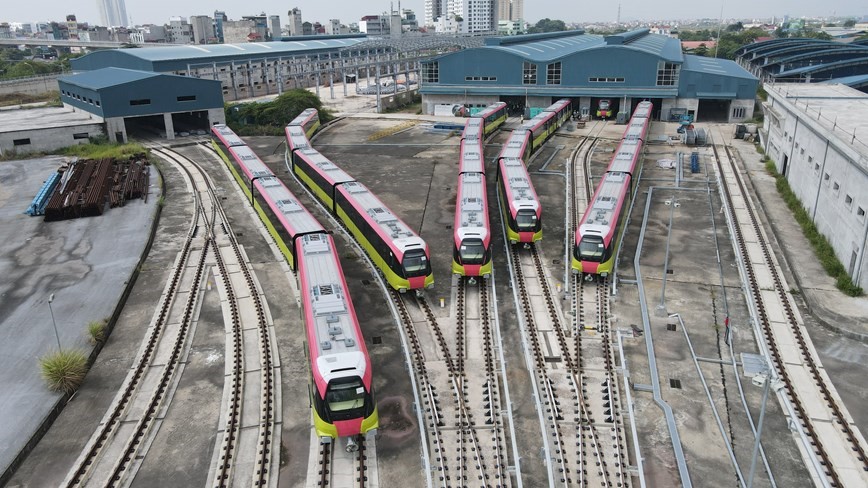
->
(207, 108, 226, 126)
(105, 117, 127, 143)
(164, 113, 175, 140)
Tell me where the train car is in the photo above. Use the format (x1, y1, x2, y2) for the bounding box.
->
(520, 99, 571, 153)
(335, 181, 433, 292)
(499, 128, 532, 162)
(291, 147, 355, 212)
(453, 129, 491, 278)
(573, 101, 653, 277)
(298, 232, 378, 449)
(288, 108, 321, 140)
(472, 102, 508, 136)
(596, 99, 612, 119)
(211, 123, 246, 151)
(461, 117, 484, 144)
(497, 156, 541, 244)
(286, 124, 311, 152)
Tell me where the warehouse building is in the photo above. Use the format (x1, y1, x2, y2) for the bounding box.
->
(0, 107, 104, 156)
(419, 29, 758, 122)
(69, 36, 367, 101)
(760, 82, 868, 289)
(59, 67, 225, 142)
(736, 38, 868, 89)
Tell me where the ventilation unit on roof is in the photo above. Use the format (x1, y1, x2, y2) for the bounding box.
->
(312, 284, 346, 316)
(304, 234, 330, 254)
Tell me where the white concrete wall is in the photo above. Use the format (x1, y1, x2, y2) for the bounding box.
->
(0, 75, 61, 97)
(422, 93, 501, 114)
(762, 91, 868, 290)
(660, 97, 699, 121)
(728, 98, 755, 123)
(0, 124, 104, 156)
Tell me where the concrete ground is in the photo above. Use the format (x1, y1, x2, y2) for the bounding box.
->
(0, 156, 157, 482)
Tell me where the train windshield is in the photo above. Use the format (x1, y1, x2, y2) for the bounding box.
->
(459, 238, 485, 264)
(326, 378, 366, 413)
(402, 249, 430, 277)
(578, 235, 605, 261)
(515, 209, 538, 231)
(599, 100, 610, 110)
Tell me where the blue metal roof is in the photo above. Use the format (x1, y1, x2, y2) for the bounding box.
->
(59, 67, 162, 90)
(777, 57, 868, 77)
(116, 38, 365, 62)
(479, 30, 682, 63)
(682, 55, 756, 79)
(823, 74, 868, 88)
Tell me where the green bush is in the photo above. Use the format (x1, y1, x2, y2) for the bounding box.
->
(87, 319, 108, 345)
(40, 349, 89, 394)
(766, 162, 863, 296)
(57, 141, 149, 160)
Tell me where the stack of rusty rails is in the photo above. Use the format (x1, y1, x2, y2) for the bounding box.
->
(44, 157, 150, 221)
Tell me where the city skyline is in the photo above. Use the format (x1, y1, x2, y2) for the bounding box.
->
(2, 0, 865, 28)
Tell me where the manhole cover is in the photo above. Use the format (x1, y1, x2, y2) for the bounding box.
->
(372, 336, 382, 345)
(666, 323, 677, 331)
(666, 269, 674, 274)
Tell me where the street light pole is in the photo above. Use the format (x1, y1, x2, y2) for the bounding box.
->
(47, 293, 62, 352)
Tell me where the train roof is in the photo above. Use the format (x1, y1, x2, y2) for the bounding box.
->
(459, 138, 485, 174)
(472, 102, 507, 120)
(499, 157, 539, 212)
(288, 108, 319, 127)
(229, 144, 271, 178)
(632, 101, 653, 118)
(455, 172, 489, 243)
(608, 140, 641, 173)
(462, 118, 484, 142)
(296, 148, 355, 185)
(258, 178, 325, 236)
(544, 99, 572, 112)
(286, 125, 311, 151)
(579, 171, 630, 241)
(298, 233, 370, 392)
(338, 181, 428, 256)
(499, 129, 530, 159)
(623, 119, 647, 141)
(212, 124, 245, 147)
(521, 110, 552, 132)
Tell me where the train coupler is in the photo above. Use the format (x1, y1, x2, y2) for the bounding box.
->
(346, 436, 359, 453)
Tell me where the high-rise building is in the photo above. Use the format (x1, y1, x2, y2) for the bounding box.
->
(269, 15, 281, 40)
(190, 15, 214, 44)
(445, 0, 495, 33)
(424, 0, 445, 27)
(168, 16, 193, 44)
(241, 14, 268, 41)
(214, 11, 227, 43)
(288, 8, 303, 37)
(97, 0, 129, 27)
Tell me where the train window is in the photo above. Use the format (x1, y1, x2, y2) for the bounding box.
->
(402, 249, 429, 277)
(515, 209, 538, 231)
(459, 239, 485, 264)
(578, 235, 605, 261)
(326, 378, 365, 412)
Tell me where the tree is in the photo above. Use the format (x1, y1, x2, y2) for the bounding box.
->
(225, 89, 332, 134)
(726, 22, 744, 32)
(843, 19, 856, 28)
(526, 18, 567, 34)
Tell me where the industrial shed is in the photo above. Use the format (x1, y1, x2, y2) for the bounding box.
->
(69, 36, 366, 101)
(419, 29, 758, 122)
(736, 38, 868, 87)
(59, 67, 225, 142)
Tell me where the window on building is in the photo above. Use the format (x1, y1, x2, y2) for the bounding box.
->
(13, 138, 31, 146)
(824, 173, 830, 185)
(808, 156, 813, 163)
(858, 207, 865, 219)
(845, 195, 853, 207)
(833, 182, 840, 193)
(814, 163, 820, 172)
(795, 142, 799, 148)
(656, 61, 680, 86)
(73, 132, 89, 140)
(177, 95, 196, 102)
(129, 99, 151, 106)
(800, 148, 805, 155)
(523, 61, 537, 85)
(546, 62, 562, 85)
(733, 107, 745, 118)
(422, 62, 439, 83)
(95, 100, 100, 107)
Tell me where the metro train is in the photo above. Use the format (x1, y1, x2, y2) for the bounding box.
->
(572, 101, 653, 277)
(452, 116, 492, 278)
(472, 102, 508, 137)
(596, 99, 613, 119)
(285, 110, 434, 293)
(496, 99, 572, 244)
(210, 123, 378, 449)
(288, 108, 321, 140)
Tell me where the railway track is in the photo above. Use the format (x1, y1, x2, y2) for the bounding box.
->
(312, 435, 374, 488)
(390, 280, 510, 487)
(710, 127, 868, 487)
(62, 148, 279, 488)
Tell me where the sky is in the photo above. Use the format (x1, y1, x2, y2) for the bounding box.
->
(3, 0, 865, 27)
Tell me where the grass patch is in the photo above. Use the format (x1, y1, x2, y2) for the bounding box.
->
(766, 162, 863, 296)
(56, 140, 149, 160)
(39, 349, 89, 394)
(87, 319, 108, 345)
(231, 125, 286, 137)
(0, 91, 60, 107)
